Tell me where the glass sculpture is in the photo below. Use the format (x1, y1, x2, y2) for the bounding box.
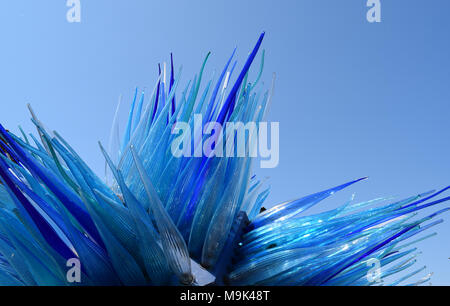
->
(0, 33, 448, 286)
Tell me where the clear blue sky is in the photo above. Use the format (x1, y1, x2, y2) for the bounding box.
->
(1, 0, 449, 284)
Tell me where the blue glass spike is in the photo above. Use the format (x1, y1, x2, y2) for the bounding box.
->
(152, 64, 162, 121)
(170, 53, 176, 116)
(216, 32, 265, 126)
(121, 87, 138, 154)
(250, 177, 368, 230)
(130, 146, 193, 285)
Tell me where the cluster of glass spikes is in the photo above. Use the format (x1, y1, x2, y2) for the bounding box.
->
(0, 33, 448, 286)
